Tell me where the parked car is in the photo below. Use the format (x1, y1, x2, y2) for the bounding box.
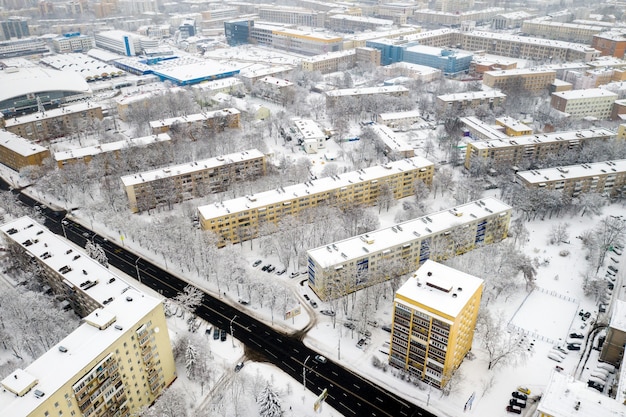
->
(367, 320, 379, 327)
(599, 304, 607, 313)
(587, 380, 605, 392)
(262, 264, 271, 271)
(567, 343, 581, 351)
(569, 332, 584, 339)
(276, 268, 286, 275)
(310, 300, 318, 308)
(252, 259, 262, 267)
(303, 294, 311, 301)
(517, 386, 531, 395)
(238, 298, 249, 305)
(614, 248, 623, 256)
(314, 355, 327, 364)
(234, 362, 244, 372)
(356, 338, 367, 349)
(381, 324, 392, 333)
(267, 266, 276, 273)
(213, 328, 221, 340)
(359, 329, 372, 338)
(343, 322, 356, 330)
(611, 257, 620, 263)
(506, 405, 522, 414)
(220, 329, 227, 342)
(608, 265, 618, 273)
(320, 310, 336, 316)
(509, 398, 526, 408)
(582, 311, 591, 320)
(290, 271, 300, 278)
(205, 326, 212, 336)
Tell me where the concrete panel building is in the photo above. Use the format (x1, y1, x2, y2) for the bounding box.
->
(521, 18, 606, 43)
(0, 129, 50, 171)
(199, 157, 434, 246)
(495, 117, 532, 137)
(376, 110, 423, 129)
(0, 217, 177, 417)
(50, 32, 94, 53)
(550, 88, 618, 119)
(369, 123, 414, 158)
(515, 160, 626, 199)
(436, 90, 506, 115)
(307, 197, 511, 299)
(464, 128, 615, 170)
(482, 68, 556, 94)
(592, 32, 626, 59)
(3, 102, 103, 142)
(325, 85, 409, 107)
(389, 261, 483, 389)
(327, 14, 394, 33)
(122, 149, 266, 213)
(460, 116, 508, 141)
(600, 300, 626, 365)
(149, 108, 240, 134)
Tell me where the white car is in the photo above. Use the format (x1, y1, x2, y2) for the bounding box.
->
(314, 355, 327, 364)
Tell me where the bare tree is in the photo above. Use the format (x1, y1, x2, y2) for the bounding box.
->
(594, 216, 626, 271)
(174, 285, 204, 319)
(477, 311, 529, 370)
(548, 222, 570, 245)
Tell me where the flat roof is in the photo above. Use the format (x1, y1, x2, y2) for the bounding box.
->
(198, 156, 434, 220)
(460, 116, 508, 140)
(405, 44, 472, 59)
(325, 85, 408, 97)
(495, 116, 531, 133)
(147, 108, 240, 129)
(0, 129, 48, 157)
(40, 53, 123, 81)
(484, 67, 556, 77)
(54, 133, 171, 161)
(469, 128, 614, 150)
(396, 260, 483, 319)
(552, 88, 618, 100)
(538, 371, 626, 417)
(308, 197, 511, 267)
(438, 90, 506, 101)
(369, 124, 413, 152)
(301, 49, 356, 64)
(328, 14, 394, 25)
(4, 102, 102, 127)
(468, 30, 600, 52)
(517, 159, 626, 185)
(238, 64, 294, 79)
(0, 218, 163, 415)
(385, 62, 441, 75)
(293, 119, 325, 140)
(259, 76, 293, 88)
(378, 110, 422, 120)
(121, 148, 264, 186)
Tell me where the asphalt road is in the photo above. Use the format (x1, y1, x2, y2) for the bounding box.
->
(11, 187, 436, 417)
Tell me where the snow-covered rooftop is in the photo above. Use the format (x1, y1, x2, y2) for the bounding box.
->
(552, 88, 618, 100)
(40, 53, 123, 80)
(495, 116, 532, 134)
(301, 49, 356, 64)
(516, 159, 626, 185)
(405, 44, 472, 60)
(378, 110, 422, 121)
(0, 129, 48, 157)
(396, 260, 483, 319)
(293, 119, 325, 140)
(238, 64, 294, 80)
(307, 197, 511, 268)
(328, 14, 394, 26)
(0, 216, 163, 415)
(368, 124, 413, 153)
(4, 102, 101, 127)
(469, 128, 615, 150)
(484, 67, 556, 77)
(537, 371, 626, 417)
(610, 299, 626, 332)
(468, 30, 599, 52)
(460, 116, 508, 140)
(147, 108, 240, 130)
(325, 85, 408, 97)
(259, 76, 293, 88)
(198, 156, 433, 220)
(54, 133, 171, 162)
(384, 62, 442, 76)
(121, 148, 264, 186)
(437, 90, 506, 102)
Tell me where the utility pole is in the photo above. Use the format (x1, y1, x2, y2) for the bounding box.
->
(303, 355, 310, 391)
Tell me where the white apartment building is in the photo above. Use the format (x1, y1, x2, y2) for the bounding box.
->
(550, 88, 618, 119)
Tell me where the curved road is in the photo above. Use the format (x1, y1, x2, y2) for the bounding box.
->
(12, 187, 436, 417)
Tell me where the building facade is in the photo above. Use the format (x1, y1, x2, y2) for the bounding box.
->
(521, 18, 605, 43)
(389, 260, 483, 389)
(550, 88, 618, 119)
(0, 217, 177, 417)
(199, 157, 435, 246)
(463, 128, 615, 170)
(1, 17, 30, 40)
(307, 197, 511, 299)
(436, 90, 506, 115)
(592, 32, 626, 59)
(50, 32, 94, 53)
(325, 85, 409, 107)
(149, 108, 241, 134)
(482, 68, 556, 94)
(0, 129, 50, 171)
(3, 102, 103, 142)
(515, 160, 626, 199)
(122, 149, 266, 213)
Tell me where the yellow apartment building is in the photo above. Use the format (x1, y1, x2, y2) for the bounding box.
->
(482, 68, 556, 94)
(495, 117, 533, 136)
(307, 197, 510, 299)
(0, 217, 177, 417)
(149, 108, 240, 134)
(464, 128, 615, 171)
(199, 157, 434, 246)
(122, 149, 266, 212)
(618, 124, 626, 141)
(389, 260, 483, 389)
(2, 102, 103, 142)
(515, 160, 626, 198)
(0, 129, 50, 171)
(550, 88, 618, 119)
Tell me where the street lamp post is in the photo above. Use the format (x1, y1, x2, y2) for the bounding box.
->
(61, 214, 69, 239)
(230, 315, 237, 348)
(303, 355, 311, 391)
(135, 258, 141, 283)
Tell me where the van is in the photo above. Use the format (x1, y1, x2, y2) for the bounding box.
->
(548, 352, 563, 362)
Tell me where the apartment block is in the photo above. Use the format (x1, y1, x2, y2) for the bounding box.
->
(482, 68, 556, 94)
(463, 128, 615, 170)
(436, 90, 506, 115)
(600, 300, 626, 366)
(258, 6, 325, 27)
(293, 119, 326, 153)
(592, 32, 626, 59)
(377, 110, 423, 129)
(550, 88, 618, 119)
(491, 11, 536, 30)
(369, 123, 414, 158)
(325, 85, 409, 107)
(0, 37, 48, 58)
(198, 157, 434, 246)
(243, 23, 344, 56)
(521, 18, 606, 43)
(494, 117, 532, 137)
(122, 149, 266, 213)
(0, 129, 50, 171)
(149, 108, 240, 134)
(0, 217, 177, 417)
(389, 260, 483, 389)
(307, 197, 511, 299)
(412, 7, 502, 27)
(55, 133, 171, 168)
(515, 160, 626, 198)
(381, 62, 441, 83)
(3, 102, 103, 142)
(301, 49, 357, 74)
(50, 32, 94, 53)
(327, 14, 393, 33)
(460, 116, 508, 141)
